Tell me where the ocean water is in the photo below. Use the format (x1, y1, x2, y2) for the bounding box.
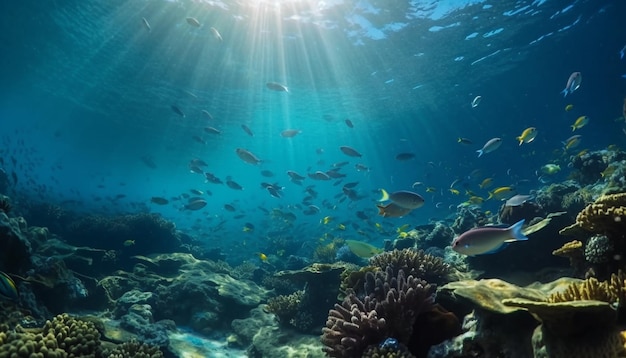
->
(0, 0, 623, 266)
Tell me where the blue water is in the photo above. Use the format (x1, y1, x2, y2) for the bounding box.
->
(0, 0, 623, 264)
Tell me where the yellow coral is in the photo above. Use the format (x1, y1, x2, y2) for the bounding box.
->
(552, 240, 583, 257)
(573, 192, 626, 235)
(547, 270, 626, 307)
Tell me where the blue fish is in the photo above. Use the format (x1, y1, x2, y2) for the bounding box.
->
(0, 271, 19, 302)
(452, 220, 528, 256)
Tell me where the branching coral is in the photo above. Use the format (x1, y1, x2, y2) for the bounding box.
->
(321, 267, 435, 357)
(369, 249, 452, 285)
(552, 240, 585, 274)
(560, 192, 626, 237)
(265, 290, 304, 326)
(547, 270, 626, 309)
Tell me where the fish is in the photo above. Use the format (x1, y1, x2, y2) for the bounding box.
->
(184, 199, 207, 211)
(571, 116, 589, 131)
(452, 219, 528, 256)
(308, 171, 331, 180)
(565, 104, 574, 112)
(477, 138, 502, 157)
(540, 164, 561, 175)
(458, 137, 473, 145)
(561, 72, 582, 97)
(395, 153, 415, 161)
(601, 165, 616, 178)
(471, 95, 482, 108)
(343, 181, 359, 189)
(141, 17, 151, 32)
(224, 204, 236, 212)
(190, 189, 204, 195)
(345, 119, 354, 128)
(379, 189, 425, 209)
(354, 163, 370, 172)
(186, 17, 201, 27)
(204, 127, 221, 135)
(488, 187, 516, 200)
(621, 45, 626, 60)
(190, 158, 208, 167)
(339, 146, 362, 157)
(243, 223, 255, 232)
(236, 148, 261, 165)
(123, 240, 135, 246)
(287, 170, 306, 181)
(226, 177, 244, 190)
(171, 105, 185, 118)
(280, 129, 301, 138)
(376, 202, 413, 218)
(516, 127, 537, 145)
(258, 253, 268, 262)
(241, 124, 254, 137)
(0, 271, 19, 302)
(150, 197, 169, 205)
(563, 135, 582, 151)
(266, 82, 289, 92)
(345, 240, 383, 258)
(505, 194, 532, 207)
(261, 170, 274, 177)
(321, 216, 332, 225)
(449, 188, 460, 195)
(210, 27, 223, 41)
(479, 178, 493, 189)
(201, 110, 213, 120)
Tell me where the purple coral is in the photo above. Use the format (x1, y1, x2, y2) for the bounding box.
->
(321, 267, 435, 357)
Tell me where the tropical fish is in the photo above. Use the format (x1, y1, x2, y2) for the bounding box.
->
(571, 116, 589, 131)
(150, 197, 169, 205)
(479, 178, 493, 189)
(488, 187, 516, 200)
(280, 129, 301, 138)
(340, 146, 362, 157)
(345, 240, 383, 258)
(477, 138, 502, 157)
(226, 177, 244, 190)
(258, 253, 268, 262)
(236, 148, 262, 165)
(0, 271, 19, 302)
(354, 163, 370, 172)
(601, 165, 616, 178)
(565, 104, 574, 112)
(516, 127, 537, 145)
(243, 223, 255, 232)
(308, 171, 331, 180)
(540, 164, 561, 175)
(141, 17, 151, 32)
(123, 240, 135, 246)
(345, 119, 354, 128)
(204, 172, 223, 184)
(458, 137, 473, 145)
(563, 135, 582, 151)
(224, 204, 236, 212)
(201, 110, 213, 120)
(287, 170, 306, 181)
(184, 199, 207, 211)
(261, 170, 274, 177)
(210, 27, 223, 41)
(204, 127, 221, 135)
(321, 216, 332, 225)
(561, 72, 582, 97)
(190, 189, 204, 195)
(241, 124, 254, 137)
(171, 104, 185, 117)
(379, 189, 425, 209)
(266, 82, 289, 92)
(449, 188, 460, 195)
(376, 202, 413, 218)
(452, 219, 528, 256)
(395, 153, 415, 161)
(471, 95, 482, 108)
(186, 17, 201, 27)
(190, 158, 208, 167)
(505, 194, 532, 207)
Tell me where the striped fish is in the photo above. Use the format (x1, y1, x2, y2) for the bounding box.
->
(0, 271, 19, 301)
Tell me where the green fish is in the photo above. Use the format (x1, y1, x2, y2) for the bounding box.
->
(0, 271, 19, 302)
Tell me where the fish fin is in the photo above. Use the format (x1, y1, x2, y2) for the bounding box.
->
(476, 149, 483, 158)
(379, 189, 389, 202)
(509, 219, 529, 241)
(376, 205, 386, 216)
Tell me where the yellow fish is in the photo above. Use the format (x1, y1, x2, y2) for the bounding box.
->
(563, 135, 582, 151)
(601, 166, 616, 178)
(375, 222, 383, 231)
(571, 116, 589, 131)
(488, 187, 516, 200)
(467, 196, 484, 204)
(478, 178, 493, 189)
(426, 187, 437, 193)
(449, 188, 460, 195)
(123, 240, 135, 247)
(565, 104, 574, 111)
(337, 224, 346, 231)
(516, 127, 537, 146)
(321, 216, 332, 225)
(345, 240, 383, 258)
(258, 253, 268, 262)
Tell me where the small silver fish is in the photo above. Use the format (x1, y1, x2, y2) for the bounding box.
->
(505, 194, 532, 207)
(142, 17, 151, 32)
(210, 27, 223, 41)
(471, 95, 482, 108)
(236, 148, 261, 165)
(266, 82, 289, 92)
(186, 17, 201, 27)
(339, 146, 362, 157)
(561, 72, 582, 98)
(477, 138, 502, 157)
(280, 129, 301, 138)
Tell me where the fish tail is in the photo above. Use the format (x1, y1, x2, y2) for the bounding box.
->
(509, 219, 529, 241)
(517, 137, 523, 146)
(376, 205, 386, 217)
(379, 189, 389, 202)
(561, 89, 568, 98)
(476, 149, 483, 158)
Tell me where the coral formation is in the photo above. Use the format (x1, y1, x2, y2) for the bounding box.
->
(104, 339, 163, 358)
(546, 270, 626, 310)
(265, 290, 309, 331)
(451, 207, 489, 234)
(552, 240, 585, 274)
(561, 192, 626, 236)
(0, 196, 11, 214)
(584, 235, 614, 264)
(369, 249, 452, 285)
(321, 267, 435, 357)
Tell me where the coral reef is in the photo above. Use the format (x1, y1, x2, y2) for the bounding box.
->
(564, 192, 626, 236)
(451, 207, 489, 234)
(369, 249, 452, 285)
(362, 339, 416, 358)
(321, 267, 435, 357)
(552, 240, 585, 275)
(0, 196, 11, 214)
(584, 235, 614, 264)
(104, 339, 163, 358)
(498, 201, 543, 226)
(265, 290, 313, 332)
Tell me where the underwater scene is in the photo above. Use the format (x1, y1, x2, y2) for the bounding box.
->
(1, 0, 626, 357)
